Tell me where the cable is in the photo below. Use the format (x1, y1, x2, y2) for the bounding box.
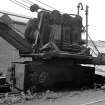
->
(11, 0, 29, 9)
(33, 0, 64, 13)
(14, 0, 30, 8)
(88, 34, 100, 54)
(90, 47, 98, 57)
(9, 0, 29, 10)
(34, 0, 56, 10)
(26, 0, 57, 10)
(20, 0, 33, 6)
(25, 0, 35, 5)
(10, 0, 62, 13)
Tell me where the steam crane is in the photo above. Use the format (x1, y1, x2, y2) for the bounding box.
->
(0, 2, 105, 92)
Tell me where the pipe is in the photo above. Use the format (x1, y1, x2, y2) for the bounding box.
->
(77, 2, 84, 15)
(85, 5, 89, 47)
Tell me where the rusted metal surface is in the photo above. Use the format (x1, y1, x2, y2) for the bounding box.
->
(23, 61, 95, 92)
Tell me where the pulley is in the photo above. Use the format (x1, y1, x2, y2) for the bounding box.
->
(30, 4, 40, 12)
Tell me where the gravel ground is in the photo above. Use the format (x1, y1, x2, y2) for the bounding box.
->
(1, 87, 105, 105)
(17, 89, 105, 105)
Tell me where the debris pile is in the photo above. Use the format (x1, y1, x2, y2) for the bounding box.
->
(0, 90, 61, 105)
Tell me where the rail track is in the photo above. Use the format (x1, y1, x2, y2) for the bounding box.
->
(0, 91, 22, 98)
(81, 98, 105, 105)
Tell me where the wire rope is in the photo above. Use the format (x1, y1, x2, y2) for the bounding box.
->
(88, 34, 100, 54)
(20, 0, 33, 5)
(34, 0, 56, 10)
(9, 0, 29, 10)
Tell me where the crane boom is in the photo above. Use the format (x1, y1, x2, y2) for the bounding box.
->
(0, 22, 32, 53)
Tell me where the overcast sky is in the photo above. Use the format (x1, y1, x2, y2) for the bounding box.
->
(0, 0, 105, 41)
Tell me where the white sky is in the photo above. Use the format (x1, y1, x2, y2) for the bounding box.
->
(0, 0, 105, 41)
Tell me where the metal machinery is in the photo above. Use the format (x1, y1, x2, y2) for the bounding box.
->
(0, 3, 105, 92)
